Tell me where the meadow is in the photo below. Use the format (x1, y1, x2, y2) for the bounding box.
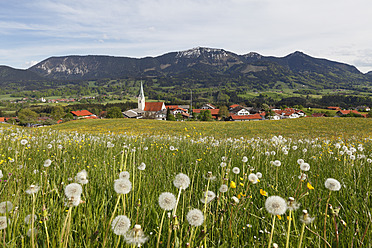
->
(0, 118, 371, 247)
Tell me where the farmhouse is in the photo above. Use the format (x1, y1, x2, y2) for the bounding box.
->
(70, 110, 98, 119)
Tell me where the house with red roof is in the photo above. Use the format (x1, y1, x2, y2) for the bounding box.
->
(336, 110, 366, 117)
(192, 108, 220, 119)
(273, 108, 306, 119)
(70, 110, 98, 119)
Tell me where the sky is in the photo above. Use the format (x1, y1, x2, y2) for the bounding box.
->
(1, 0, 372, 73)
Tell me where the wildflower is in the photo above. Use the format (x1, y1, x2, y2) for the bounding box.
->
(300, 210, 315, 224)
(26, 185, 40, 195)
(307, 182, 314, 190)
(273, 160, 281, 167)
(47, 144, 53, 149)
(248, 173, 259, 184)
(114, 179, 132, 194)
(119, 171, 130, 180)
(287, 197, 300, 211)
(256, 172, 262, 178)
(65, 183, 83, 198)
(221, 156, 227, 162)
(325, 178, 341, 191)
(0, 201, 13, 214)
(230, 181, 236, 188)
(220, 162, 227, 167)
(232, 196, 239, 204)
(219, 184, 228, 193)
(265, 196, 287, 215)
(138, 162, 146, 171)
(242, 156, 248, 163)
(200, 191, 216, 204)
(124, 224, 148, 246)
(260, 189, 268, 197)
(173, 173, 190, 190)
(112, 215, 131, 235)
(297, 159, 304, 165)
(75, 169, 88, 184)
(43, 159, 52, 167)
(300, 163, 310, 172)
(0, 216, 7, 230)
(169, 146, 175, 151)
(232, 167, 240, 174)
(24, 214, 37, 225)
(186, 209, 204, 227)
(158, 192, 176, 210)
(21, 139, 28, 145)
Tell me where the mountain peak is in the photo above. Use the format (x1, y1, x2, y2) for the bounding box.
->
(176, 47, 228, 58)
(244, 52, 262, 59)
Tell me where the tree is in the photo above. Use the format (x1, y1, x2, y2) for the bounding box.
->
(218, 105, 229, 120)
(18, 109, 38, 125)
(106, 107, 123, 118)
(199, 110, 213, 121)
(51, 106, 65, 120)
(175, 113, 183, 121)
(166, 108, 175, 121)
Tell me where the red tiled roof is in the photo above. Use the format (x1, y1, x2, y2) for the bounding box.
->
(230, 113, 263, 120)
(166, 105, 179, 110)
(229, 104, 240, 109)
(71, 110, 93, 116)
(328, 106, 341, 110)
(144, 102, 165, 112)
(338, 110, 361, 115)
(0, 117, 5, 122)
(192, 109, 220, 115)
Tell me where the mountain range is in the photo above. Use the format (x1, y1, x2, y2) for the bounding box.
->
(1, 47, 372, 92)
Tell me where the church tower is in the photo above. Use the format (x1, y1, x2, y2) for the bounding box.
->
(138, 81, 145, 111)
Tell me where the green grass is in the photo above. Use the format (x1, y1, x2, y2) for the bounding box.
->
(0, 119, 371, 247)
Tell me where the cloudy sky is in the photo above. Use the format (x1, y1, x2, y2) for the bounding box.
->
(1, 0, 372, 72)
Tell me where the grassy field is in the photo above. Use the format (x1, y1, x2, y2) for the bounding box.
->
(0, 118, 371, 247)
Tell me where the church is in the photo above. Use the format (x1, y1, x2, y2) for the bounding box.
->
(123, 82, 167, 120)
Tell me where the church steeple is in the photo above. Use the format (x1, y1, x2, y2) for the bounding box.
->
(138, 81, 145, 111)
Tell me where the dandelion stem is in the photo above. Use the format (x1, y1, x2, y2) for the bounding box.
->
(156, 210, 166, 248)
(31, 193, 35, 248)
(324, 191, 332, 248)
(286, 210, 292, 248)
(267, 215, 276, 248)
(102, 195, 122, 247)
(298, 223, 306, 248)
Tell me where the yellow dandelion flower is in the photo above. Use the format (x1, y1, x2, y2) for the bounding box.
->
(260, 189, 268, 197)
(307, 182, 314, 190)
(240, 182, 244, 186)
(230, 181, 236, 189)
(277, 215, 282, 220)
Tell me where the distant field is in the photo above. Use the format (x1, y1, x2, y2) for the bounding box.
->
(49, 117, 372, 139)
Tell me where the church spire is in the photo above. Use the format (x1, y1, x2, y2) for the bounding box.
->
(138, 81, 145, 111)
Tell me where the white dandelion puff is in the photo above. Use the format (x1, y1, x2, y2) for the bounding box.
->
(232, 167, 240, 174)
(173, 173, 190, 190)
(265, 196, 287, 215)
(75, 169, 88, 185)
(200, 191, 216, 204)
(24, 214, 37, 225)
(124, 224, 148, 246)
(64, 183, 83, 198)
(242, 156, 248, 163)
(114, 179, 132, 194)
(27, 228, 38, 237)
(325, 178, 341, 191)
(0, 216, 7, 230)
(287, 197, 300, 211)
(66, 195, 81, 207)
(248, 173, 259, 184)
(231, 196, 239, 204)
(112, 215, 131, 235)
(137, 162, 146, 171)
(300, 210, 315, 224)
(273, 160, 281, 167)
(26, 185, 40, 195)
(43, 159, 52, 167)
(20, 139, 28, 145)
(220, 162, 227, 167)
(0, 201, 13, 214)
(300, 163, 310, 172)
(158, 192, 177, 211)
(219, 184, 228, 193)
(119, 171, 130, 180)
(256, 172, 262, 179)
(186, 209, 204, 227)
(297, 159, 304, 165)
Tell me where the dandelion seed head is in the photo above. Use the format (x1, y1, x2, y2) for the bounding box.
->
(325, 178, 341, 191)
(0, 201, 13, 214)
(297, 159, 304, 165)
(265, 196, 287, 215)
(138, 162, 146, 171)
(0, 216, 6, 230)
(24, 214, 37, 225)
(112, 215, 131, 235)
(287, 197, 300, 211)
(273, 160, 281, 167)
(300, 163, 310, 172)
(242, 156, 248, 163)
(231, 196, 239, 204)
(75, 169, 88, 185)
(64, 183, 83, 198)
(158, 192, 177, 210)
(26, 228, 38, 237)
(232, 167, 240, 174)
(200, 191, 216, 204)
(114, 179, 132, 194)
(220, 162, 227, 167)
(219, 184, 228, 193)
(124, 224, 148, 246)
(173, 173, 190, 189)
(300, 209, 315, 224)
(20, 139, 28, 145)
(248, 173, 259, 184)
(26, 185, 40, 195)
(66, 195, 81, 207)
(187, 209, 204, 227)
(119, 171, 130, 180)
(256, 172, 262, 179)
